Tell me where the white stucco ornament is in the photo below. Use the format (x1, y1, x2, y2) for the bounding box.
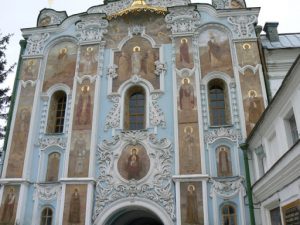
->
(34, 184, 62, 201)
(209, 177, 245, 198)
(165, 6, 201, 35)
(25, 33, 50, 56)
(76, 14, 108, 42)
(228, 15, 257, 39)
(94, 131, 175, 221)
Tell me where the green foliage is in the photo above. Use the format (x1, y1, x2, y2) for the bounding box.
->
(0, 33, 15, 139)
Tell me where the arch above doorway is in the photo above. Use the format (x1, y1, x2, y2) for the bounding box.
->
(94, 198, 174, 225)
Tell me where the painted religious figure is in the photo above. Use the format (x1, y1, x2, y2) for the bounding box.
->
(184, 126, 196, 173)
(217, 146, 232, 177)
(118, 145, 150, 181)
(245, 90, 264, 133)
(68, 188, 81, 225)
(19, 108, 31, 146)
(181, 182, 204, 225)
(132, 46, 142, 75)
(6, 86, 35, 178)
(127, 148, 141, 180)
(199, 30, 233, 76)
(179, 78, 195, 110)
(46, 152, 60, 182)
(1, 188, 16, 223)
(180, 38, 190, 65)
(21, 59, 39, 80)
(43, 42, 77, 91)
(57, 47, 68, 75)
(81, 46, 98, 75)
(113, 37, 160, 91)
(186, 185, 200, 225)
(118, 51, 129, 78)
(74, 136, 87, 176)
(145, 49, 155, 75)
(177, 38, 193, 69)
(76, 85, 91, 126)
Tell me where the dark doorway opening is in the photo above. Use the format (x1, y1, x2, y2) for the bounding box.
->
(106, 207, 164, 225)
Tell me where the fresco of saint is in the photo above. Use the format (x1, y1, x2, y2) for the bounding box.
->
(127, 148, 140, 180)
(68, 188, 81, 224)
(179, 78, 195, 110)
(1, 188, 16, 223)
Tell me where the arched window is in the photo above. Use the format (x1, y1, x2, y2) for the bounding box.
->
(40, 207, 53, 225)
(222, 204, 237, 225)
(217, 146, 232, 177)
(124, 86, 146, 130)
(45, 152, 60, 182)
(46, 91, 67, 133)
(208, 79, 230, 126)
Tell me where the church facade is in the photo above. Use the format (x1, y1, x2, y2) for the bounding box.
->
(0, 0, 279, 224)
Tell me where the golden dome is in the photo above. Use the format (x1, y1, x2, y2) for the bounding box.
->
(107, 0, 167, 20)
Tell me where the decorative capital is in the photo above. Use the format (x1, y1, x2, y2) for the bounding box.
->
(25, 33, 50, 56)
(37, 135, 67, 149)
(76, 14, 108, 43)
(228, 15, 257, 39)
(154, 61, 167, 77)
(165, 6, 201, 35)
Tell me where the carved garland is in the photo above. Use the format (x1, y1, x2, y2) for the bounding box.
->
(105, 95, 121, 131)
(209, 177, 245, 199)
(204, 127, 242, 144)
(34, 184, 62, 201)
(150, 94, 166, 128)
(93, 131, 175, 221)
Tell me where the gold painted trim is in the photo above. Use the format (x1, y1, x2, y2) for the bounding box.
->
(107, 0, 167, 20)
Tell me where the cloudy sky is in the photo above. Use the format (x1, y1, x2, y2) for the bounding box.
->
(1, 0, 299, 87)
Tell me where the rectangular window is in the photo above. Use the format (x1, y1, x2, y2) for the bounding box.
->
(289, 114, 299, 145)
(285, 111, 299, 148)
(270, 207, 282, 225)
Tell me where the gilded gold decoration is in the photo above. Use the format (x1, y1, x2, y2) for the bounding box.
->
(184, 126, 193, 133)
(181, 77, 191, 84)
(248, 89, 257, 98)
(81, 85, 90, 92)
(181, 38, 188, 44)
(107, 0, 167, 20)
(242, 43, 251, 50)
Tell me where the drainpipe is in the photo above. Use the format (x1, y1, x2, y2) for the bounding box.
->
(1, 39, 27, 176)
(240, 143, 256, 225)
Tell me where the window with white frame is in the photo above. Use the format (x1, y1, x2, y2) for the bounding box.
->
(46, 91, 67, 133)
(124, 86, 146, 130)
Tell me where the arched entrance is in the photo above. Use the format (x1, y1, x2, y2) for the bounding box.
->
(106, 207, 163, 225)
(94, 198, 173, 225)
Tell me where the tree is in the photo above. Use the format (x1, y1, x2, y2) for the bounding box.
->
(0, 33, 15, 140)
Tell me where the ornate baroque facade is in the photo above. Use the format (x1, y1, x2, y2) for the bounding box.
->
(0, 0, 276, 224)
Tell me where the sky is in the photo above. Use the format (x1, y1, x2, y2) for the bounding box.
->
(1, 0, 300, 88)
